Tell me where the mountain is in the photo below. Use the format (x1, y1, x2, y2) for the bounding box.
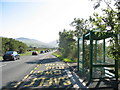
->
(15, 37, 58, 48)
(47, 40, 58, 48)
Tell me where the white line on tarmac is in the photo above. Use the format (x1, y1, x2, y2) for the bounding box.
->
(0, 64, 6, 67)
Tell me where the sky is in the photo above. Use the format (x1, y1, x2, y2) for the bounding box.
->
(0, 0, 114, 43)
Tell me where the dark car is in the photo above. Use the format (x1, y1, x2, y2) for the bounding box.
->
(3, 51, 20, 60)
(40, 50, 44, 54)
(32, 51, 38, 55)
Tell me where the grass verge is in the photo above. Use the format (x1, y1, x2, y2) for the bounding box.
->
(0, 56, 2, 60)
(53, 51, 120, 78)
(0, 51, 32, 60)
(20, 51, 32, 56)
(52, 51, 77, 63)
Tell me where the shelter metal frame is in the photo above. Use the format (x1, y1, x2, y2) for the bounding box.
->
(77, 31, 118, 81)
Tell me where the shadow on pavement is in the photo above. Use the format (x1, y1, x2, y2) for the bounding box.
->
(2, 67, 73, 89)
(2, 56, 120, 89)
(75, 69, 119, 89)
(2, 81, 18, 89)
(18, 69, 72, 88)
(1, 60, 15, 62)
(26, 58, 60, 65)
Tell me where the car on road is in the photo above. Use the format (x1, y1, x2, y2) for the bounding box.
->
(3, 51, 20, 60)
(40, 50, 44, 54)
(32, 51, 38, 55)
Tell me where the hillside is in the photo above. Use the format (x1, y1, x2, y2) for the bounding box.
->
(15, 37, 58, 48)
(48, 40, 58, 48)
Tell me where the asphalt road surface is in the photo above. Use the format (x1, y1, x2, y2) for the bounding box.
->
(1, 51, 87, 89)
(0, 51, 53, 89)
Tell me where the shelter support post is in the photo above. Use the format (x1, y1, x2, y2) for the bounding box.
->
(103, 39, 105, 63)
(115, 35, 118, 81)
(95, 40, 97, 64)
(89, 31, 93, 80)
(77, 37, 80, 71)
(103, 39, 106, 75)
(82, 35, 85, 72)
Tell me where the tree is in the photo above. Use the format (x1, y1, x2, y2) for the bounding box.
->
(71, 18, 90, 37)
(1, 37, 28, 54)
(89, 8, 120, 60)
(59, 29, 76, 59)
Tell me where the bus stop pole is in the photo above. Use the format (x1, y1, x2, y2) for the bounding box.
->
(82, 35, 84, 72)
(77, 37, 80, 71)
(89, 31, 93, 80)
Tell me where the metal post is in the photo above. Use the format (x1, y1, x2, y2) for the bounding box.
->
(114, 35, 118, 89)
(103, 39, 105, 63)
(115, 35, 118, 81)
(89, 31, 93, 80)
(82, 35, 84, 72)
(77, 37, 80, 71)
(115, 59, 118, 81)
(115, 58, 118, 90)
(103, 39, 106, 76)
(95, 40, 97, 64)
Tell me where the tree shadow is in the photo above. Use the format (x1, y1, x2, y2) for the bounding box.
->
(2, 57, 119, 89)
(26, 58, 61, 65)
(2, 66, 73, 89)
(2, 57, 72, 89)
(2, 81, 18, 89)
(76, 70, 119, 89)
(1, 60, 15, 62)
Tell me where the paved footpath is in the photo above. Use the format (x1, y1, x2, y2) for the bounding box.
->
(13, 53, 87, 89)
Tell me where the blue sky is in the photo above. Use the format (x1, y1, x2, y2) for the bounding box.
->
(1, 0, 112, 43)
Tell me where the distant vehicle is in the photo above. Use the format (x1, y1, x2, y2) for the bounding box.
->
(3, 51, 20, 60)
(40, 51, 44, 54)
(32, 51, 38, 55)
(46, 49, 50, 52)
(44, 50, 47, 53)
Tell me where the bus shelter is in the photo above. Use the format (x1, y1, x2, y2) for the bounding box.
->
(78, 31, 118, 81)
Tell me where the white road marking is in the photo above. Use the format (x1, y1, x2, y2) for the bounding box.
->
(0, 64, 6, 67)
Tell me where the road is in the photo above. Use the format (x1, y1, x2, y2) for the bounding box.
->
(0, 51, 54, 89)
(1, 51, 87, 89)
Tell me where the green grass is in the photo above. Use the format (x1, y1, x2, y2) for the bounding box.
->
(53, 51, 120, 78)
(63, 58, 77, 63)
(52, 52, 77, 63)
(119, 69, 120, 78)
(20, 51, 32, 56)
(0, 56, 2, 60)
(0, 51, 32, 60)
(52, 53, 61, 58)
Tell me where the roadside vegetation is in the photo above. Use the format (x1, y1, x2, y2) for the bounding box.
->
(57, 1, 120, 77)
(1, 37, 28, 55)
(53, 51, 77, 63)
(0, 56, 2, 60)
(0, 48, 53, 61)
(0, 37, 54, 60)
(20, 51, 32, 56)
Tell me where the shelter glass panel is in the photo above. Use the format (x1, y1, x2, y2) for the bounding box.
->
(79, 39, 83, 70)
